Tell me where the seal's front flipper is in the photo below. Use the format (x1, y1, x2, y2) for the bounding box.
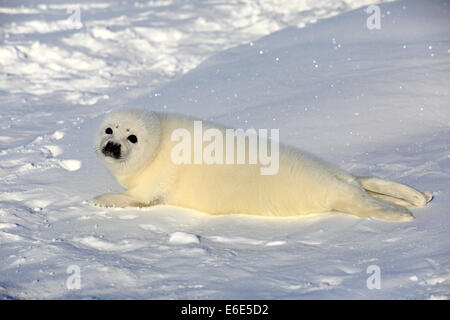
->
(91, 193, 145, 208)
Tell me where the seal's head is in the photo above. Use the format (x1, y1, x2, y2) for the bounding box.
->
(95, 109, 161, 177)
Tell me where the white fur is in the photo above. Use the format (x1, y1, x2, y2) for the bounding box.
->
(92, 109, 431, 222)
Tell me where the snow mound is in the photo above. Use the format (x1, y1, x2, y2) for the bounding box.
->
(169, 232, 201, 245)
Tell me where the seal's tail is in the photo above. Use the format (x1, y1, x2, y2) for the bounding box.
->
(356, 176, 432, 207)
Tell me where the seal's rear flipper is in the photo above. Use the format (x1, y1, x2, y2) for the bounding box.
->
(357, 176, 432, 207)
(330, 181, 414, 222)
(423, 191, 433, 203)
(366, 191, 413, 207)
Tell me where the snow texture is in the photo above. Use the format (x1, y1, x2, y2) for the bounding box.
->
(0, 0, 449, 299)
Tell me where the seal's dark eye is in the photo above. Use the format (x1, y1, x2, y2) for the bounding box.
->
(127, 135, 138, 144)
(105, 127, 113, 134)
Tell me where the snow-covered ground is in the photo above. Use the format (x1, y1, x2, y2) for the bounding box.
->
(0, 0, 449, 299)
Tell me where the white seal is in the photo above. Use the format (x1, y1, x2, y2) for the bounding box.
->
(92, 108, 431, 222)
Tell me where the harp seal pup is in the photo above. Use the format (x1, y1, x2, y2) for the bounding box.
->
(92, 108, 432, 222)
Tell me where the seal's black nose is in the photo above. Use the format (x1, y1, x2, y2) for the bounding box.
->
(102, 141, 121, 159)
